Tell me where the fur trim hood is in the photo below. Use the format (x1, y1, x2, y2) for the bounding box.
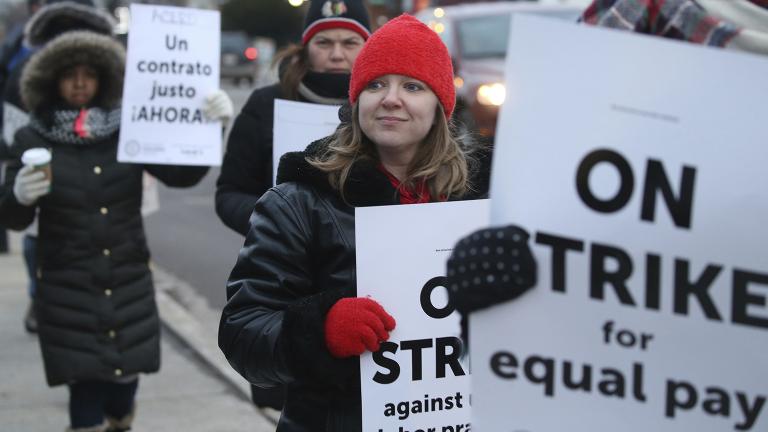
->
(21, 31, 125, 113)
(24, 1, 115, 48)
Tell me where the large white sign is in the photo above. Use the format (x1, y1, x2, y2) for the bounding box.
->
(472, 16, 768, 432)
(272, 99, 340, 184)
(356, 200, 489, 432)
(118, 4, 221, 166)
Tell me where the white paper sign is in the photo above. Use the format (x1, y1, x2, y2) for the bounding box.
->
(356, 200, 489, 432)
(118, 4, 221, 166)
(273, 99, 340, 184)
(473, 16, 768, 432)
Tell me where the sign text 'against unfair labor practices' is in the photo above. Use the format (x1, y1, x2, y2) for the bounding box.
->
(119, 4, 221, 166)
(273, 99, 340, 184)
(471, 15, 768, 432)
(356, 200, 489, 432)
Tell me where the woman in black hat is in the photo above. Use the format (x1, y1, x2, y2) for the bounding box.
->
(214, 0, 372, 411)
(215, 0, 372, 237)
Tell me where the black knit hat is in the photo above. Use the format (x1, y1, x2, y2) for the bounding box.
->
(302, 0, 371, 45)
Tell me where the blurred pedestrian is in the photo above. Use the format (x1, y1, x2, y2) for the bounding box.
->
(1, 0, 115, 334)
(213, 0, 371, 410)
(0, 0, 43, 125)
(219, 14, 489, 431)
(0, 30, 211, 432)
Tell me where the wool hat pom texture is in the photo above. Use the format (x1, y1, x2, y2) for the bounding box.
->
(349, 14, 455, 118)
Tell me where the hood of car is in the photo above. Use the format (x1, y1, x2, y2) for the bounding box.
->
(455, 57, 506, 98)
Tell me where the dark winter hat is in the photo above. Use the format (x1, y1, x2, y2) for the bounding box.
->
(302, 0, 371, 45)
(24, 1, 114, 48)
(349, 14, 455, 118)
(21, 30, 125, 112)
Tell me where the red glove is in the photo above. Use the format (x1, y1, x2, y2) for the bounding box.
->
(324, 297, 396, 358)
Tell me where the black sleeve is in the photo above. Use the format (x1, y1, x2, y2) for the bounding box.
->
(144, 164, 209, 188)
(215, 94, 274, 236)
(218, 187, 355, 388)
(0, 132, 36, 230)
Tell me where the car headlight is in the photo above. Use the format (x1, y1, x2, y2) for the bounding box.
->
(476, 83, 506, 106)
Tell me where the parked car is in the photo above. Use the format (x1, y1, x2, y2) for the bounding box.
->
(415, 2, 583, 138)
(221, 31, 259, 86)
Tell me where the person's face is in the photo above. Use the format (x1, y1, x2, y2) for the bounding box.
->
(358, 74, 439, 162)
(58, 64, 99, 108)
(307, 28, 364, 73)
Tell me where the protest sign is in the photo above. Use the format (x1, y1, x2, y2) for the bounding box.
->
(472, 15, 768, 431)
(272, 99, 340, 184)
(356, 200, 489, 432)
(118, 4, 221, 166)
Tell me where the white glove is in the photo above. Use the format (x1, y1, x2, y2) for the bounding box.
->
(203, 89, 234, 126)
(13, 165, 51, 206)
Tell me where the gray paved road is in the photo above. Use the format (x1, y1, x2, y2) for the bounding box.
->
(144, 83, 258, 310)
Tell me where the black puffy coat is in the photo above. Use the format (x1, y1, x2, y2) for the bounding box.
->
(0, 31, 208, 386)
(218, 139, 487, 431)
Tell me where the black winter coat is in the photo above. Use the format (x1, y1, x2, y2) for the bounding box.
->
(219, 139, 488, 432)
(215, 83, 283, 235)
(215, 71, 351, 236)
(0, 127, 208, 386)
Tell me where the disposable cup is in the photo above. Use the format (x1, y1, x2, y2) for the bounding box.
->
(21, 148, 52, 181)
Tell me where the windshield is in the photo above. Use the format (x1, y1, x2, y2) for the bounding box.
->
(221, 32, 249, 51)
(455, 10, 580, 59)
(456, 13, 511, 59)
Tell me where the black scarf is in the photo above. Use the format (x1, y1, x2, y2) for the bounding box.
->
(29, 107, 120, 146)
(298, 71, 350, 105)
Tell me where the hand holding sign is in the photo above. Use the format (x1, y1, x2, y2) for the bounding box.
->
(325, 297, 396, 358)
(202, 89, 234, 126)
(447, 225, 537, 315)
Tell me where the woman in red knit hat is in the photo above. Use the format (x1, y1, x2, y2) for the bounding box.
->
(219, 14, 489, 432)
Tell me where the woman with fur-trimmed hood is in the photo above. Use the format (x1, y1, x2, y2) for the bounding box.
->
(0, 30, 208, 432)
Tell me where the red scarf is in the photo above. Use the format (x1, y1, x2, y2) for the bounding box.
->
(73, 108, 90, 138)
(378, 164, 431, 204)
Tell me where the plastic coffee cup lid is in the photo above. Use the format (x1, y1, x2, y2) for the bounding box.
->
(21, 148, 51, 166)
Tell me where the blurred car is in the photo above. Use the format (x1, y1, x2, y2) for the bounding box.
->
(221, 31, 259, 86)
(415, 2, 583, 138)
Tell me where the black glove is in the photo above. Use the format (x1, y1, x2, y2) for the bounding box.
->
(447, 225, 537, 346)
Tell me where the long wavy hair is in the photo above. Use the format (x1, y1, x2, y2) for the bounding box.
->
(272, 43, 309, 101)
(308, 103, 474, 202)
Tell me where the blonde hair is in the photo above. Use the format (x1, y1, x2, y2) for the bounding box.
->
(308, 104, 473, 203)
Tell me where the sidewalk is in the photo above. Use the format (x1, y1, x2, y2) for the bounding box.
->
(0, 234, 278, 431)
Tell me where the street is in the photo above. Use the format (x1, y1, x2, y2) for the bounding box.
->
(144, 82, 258, 310)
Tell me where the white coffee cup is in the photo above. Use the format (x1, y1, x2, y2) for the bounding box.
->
(21, 148, 52, 181)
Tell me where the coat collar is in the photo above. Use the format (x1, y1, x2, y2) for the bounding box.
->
(276, 137, 491, 207)
(276, 137, 399, 207)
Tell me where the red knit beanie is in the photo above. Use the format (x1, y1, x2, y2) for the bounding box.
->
(349, 14, 455, 118)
